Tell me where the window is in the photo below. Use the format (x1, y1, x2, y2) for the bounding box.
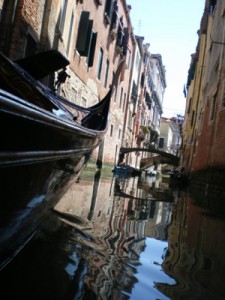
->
(140, 72, 145, 88)
(110, 124, 113, 137)
(70, 87, 77, 104)
(126, 49, 131, 69)
(122, 27, 129, 55)
(97, 47, 104, 80)
(76, 11, 97, 66)
(123, 92, 126, 112)
(119, 87, 123, 108)
(187, 97, 192, 114)
(159, 137, 164, 148)
(131, 81, 138, 102)
(81, 96, 87, 108)
(59, 0, 68, 34)
(116, 16, 124, 48)
(104, 0, 114, 23)
(86, 29, 97, 67)
(110, 1, 118, 30)
(113, 82, 117, 102)
(114, 144, 118, 166)
(145, 92, 152, 109)
(66, 12, 74, 55)
(210, 94, 216, 121)
(128, 110, 132, 129)
(104, 59, 110, 88)
(118, 128, 121, 139)
(209, 0, 217, 15)
(198, 108, 204, 134)
(76, 11, 91, 55)
(191, 110, 195, 127)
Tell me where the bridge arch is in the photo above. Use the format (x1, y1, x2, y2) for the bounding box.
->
(119, 146, 179, 168)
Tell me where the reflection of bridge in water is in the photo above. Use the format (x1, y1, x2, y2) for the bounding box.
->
(119, 146, 180, 169)
(114, 189, 174, 202)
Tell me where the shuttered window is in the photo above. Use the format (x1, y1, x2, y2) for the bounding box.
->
(110, 1, 118, 29)
(66, 12, 74, 55)
(76, 11, 93, 56)
(122, 27, 128, 55)
(104, 59, 110, 87)
(159, 138, 164, 149)
(113, 81, 117, 102)
(59, 0, 68, 34)
(76, 11, 97, 67)
(117, 17, 124, 47)
(110, 124, 113, 137)
(119, 87, 123, 108)
(86, 31, 97, 67)
(97, 47, 104, 80)
(105, 0, 114, 21)
(122, 92, 126, 112)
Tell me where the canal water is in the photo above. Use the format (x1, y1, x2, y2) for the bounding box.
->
(1, 168, 225, 300)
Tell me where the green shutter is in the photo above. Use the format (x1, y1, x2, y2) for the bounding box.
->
(79, 20, 93, 56)
(76, 11, 90, 55)
(88, 32, 97, 67)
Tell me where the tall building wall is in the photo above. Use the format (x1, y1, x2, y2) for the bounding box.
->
(182, 0, 225, 183)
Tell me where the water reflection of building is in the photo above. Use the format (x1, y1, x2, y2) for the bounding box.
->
(116, 176, 173, 240)
(53, 172, 143, 298)
(53, 171, 174, 299)
(156, 192, 225, 299)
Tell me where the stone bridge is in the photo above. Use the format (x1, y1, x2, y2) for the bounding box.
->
(119, 146, 179, 169)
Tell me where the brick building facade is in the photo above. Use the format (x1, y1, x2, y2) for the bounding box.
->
(0, 0, 166, 168)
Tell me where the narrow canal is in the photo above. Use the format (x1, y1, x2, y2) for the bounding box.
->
(1, 168, 225, 300)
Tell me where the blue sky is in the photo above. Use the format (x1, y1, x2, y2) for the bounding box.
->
(127, 0, 205, 117)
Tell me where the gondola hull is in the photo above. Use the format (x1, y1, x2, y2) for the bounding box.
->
(0, 90, 106, 163)
(0, 50, 116, 270)
(0, 89, 107, 270)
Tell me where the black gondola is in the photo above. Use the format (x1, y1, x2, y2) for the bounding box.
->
(0, 50, 122, 270)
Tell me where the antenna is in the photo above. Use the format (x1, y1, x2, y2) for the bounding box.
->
(138, 20, 142, 35)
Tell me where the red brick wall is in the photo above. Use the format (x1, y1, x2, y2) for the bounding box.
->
(69, 0, 134, 165)
(21, 0, 44, 35)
